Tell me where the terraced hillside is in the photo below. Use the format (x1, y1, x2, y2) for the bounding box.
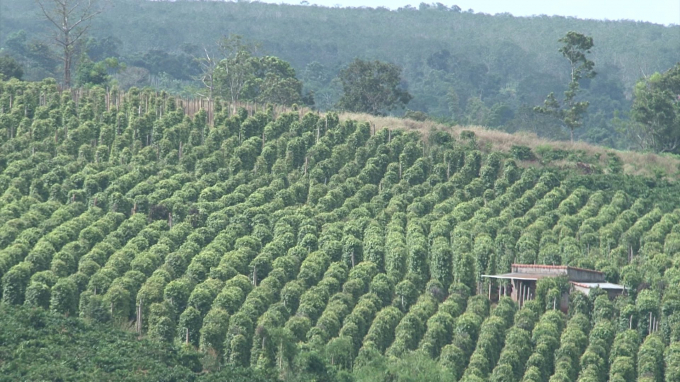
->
(2, 78, 680, 381)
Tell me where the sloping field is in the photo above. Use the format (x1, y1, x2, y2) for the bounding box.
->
(1, 80, 680, 381)
(339, 112, 680, 179)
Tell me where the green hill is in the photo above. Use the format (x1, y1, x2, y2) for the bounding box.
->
(2, 0, 680, 147)
(2, 79, 680, 381)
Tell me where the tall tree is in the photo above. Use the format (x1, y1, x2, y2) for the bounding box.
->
(205, 35, 306, 106)
(246, 56, 305, 106)
(197, 47, 218, 101)
(630, 63, 680, 153)
(0, 56, 24, 80)
(212, 35, 258, 104)
(336, 58, 412, 115)
(534, 31, 596, 142)
(35, 0, 106, 88)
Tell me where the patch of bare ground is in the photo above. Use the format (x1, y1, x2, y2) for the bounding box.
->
(336, 112, 680, 180)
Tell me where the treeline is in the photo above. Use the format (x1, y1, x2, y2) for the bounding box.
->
(2, 0, 680, 149)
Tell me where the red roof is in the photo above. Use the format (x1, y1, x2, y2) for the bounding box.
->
(511, 263, 603, 275)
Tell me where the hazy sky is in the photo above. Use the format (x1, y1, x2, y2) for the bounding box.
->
(264, 0, 680, 25)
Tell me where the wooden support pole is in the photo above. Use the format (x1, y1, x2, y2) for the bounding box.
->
(136, 299, 143, 334)
(139, 299, 143, 334)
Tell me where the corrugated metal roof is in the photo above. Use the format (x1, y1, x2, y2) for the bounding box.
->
(482, 272, 556, 281)
(570, 282, 626, 290)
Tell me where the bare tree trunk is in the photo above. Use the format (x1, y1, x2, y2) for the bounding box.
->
(36, 0, 104, 89)
(63, 38, 72, 88)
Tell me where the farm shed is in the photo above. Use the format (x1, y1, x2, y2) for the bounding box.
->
(483, 264, 626, 312)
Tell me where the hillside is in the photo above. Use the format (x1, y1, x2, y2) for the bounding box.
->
(339, 112, 680, 179)
(2, 0, 680, 147)
(0, 304, 273, 381)
(2, 79, 680, 381)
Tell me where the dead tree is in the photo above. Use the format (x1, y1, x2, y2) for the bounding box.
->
(36, 0, 106, 88)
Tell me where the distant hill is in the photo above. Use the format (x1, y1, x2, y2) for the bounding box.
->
(1, 1, 679, 142)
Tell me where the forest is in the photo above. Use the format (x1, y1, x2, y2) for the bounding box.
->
(1, 0, 680, 149)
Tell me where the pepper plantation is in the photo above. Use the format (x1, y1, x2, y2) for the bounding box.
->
(2, 79, 680, 382)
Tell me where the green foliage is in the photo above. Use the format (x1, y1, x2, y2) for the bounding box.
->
(0, 304, 272, 381)
(0, 55, 24, 80)
(1, 77, 680, 381)
(631, 63, 680, 153)
(510, 145, 536, 161)
(666, 342, 680, 382)
(50, 278, 78, 315)
(355, 350, 456, 382)
(637, 334, 664, 382)
(535, 31, 596, 142)
(210, 35, 306, 106)
(336, 58, 412, 115)
(75, 55, 122, 87)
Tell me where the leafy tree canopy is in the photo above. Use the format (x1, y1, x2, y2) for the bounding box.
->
(534, 31, 596, 142)
(631, 63, 680, 153)
(0, 55, 23, 80)
(336, 58, 412, 116)
(208, 35, 308, 106)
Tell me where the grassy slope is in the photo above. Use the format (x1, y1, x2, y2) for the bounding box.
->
(338, 112, 680, 179)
